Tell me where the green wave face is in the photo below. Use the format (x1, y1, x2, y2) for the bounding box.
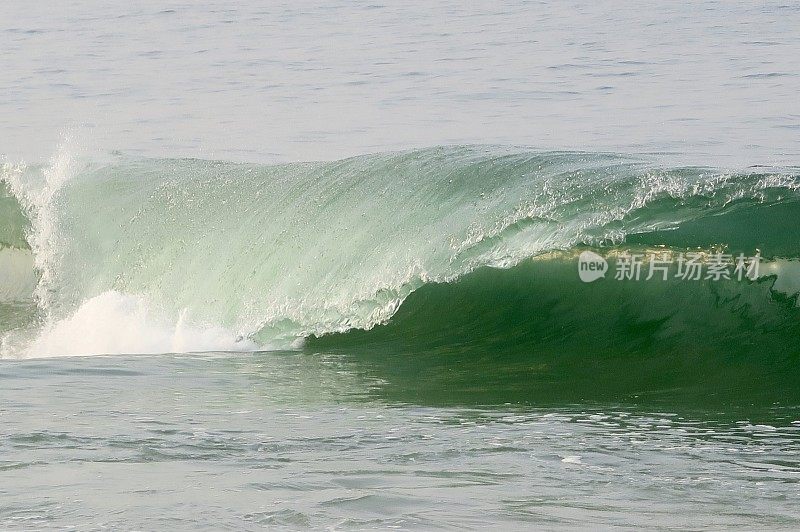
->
(1, 146, 799, 401)
(308, 256, 800, 405)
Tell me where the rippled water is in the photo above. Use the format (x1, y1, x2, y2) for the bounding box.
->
(2, 1, 799, 166)
(2, 353, 800, 529)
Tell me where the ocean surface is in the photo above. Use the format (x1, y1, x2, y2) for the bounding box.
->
(2, 1, 800, 529)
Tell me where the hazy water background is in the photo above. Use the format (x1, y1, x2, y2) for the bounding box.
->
(2, 1, 799, 166)
(2, 1, 800, 529)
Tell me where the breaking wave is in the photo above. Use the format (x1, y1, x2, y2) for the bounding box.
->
(1, 145, 799, 366)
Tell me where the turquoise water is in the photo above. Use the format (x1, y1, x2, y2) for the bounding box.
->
(2, 1, 800, 529)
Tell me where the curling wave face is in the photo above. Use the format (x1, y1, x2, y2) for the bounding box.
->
(1, 146, 799, 361)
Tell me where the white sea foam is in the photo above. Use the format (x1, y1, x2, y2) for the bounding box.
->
(3, 136, 82, 310)
(20, 290, 257, 358)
